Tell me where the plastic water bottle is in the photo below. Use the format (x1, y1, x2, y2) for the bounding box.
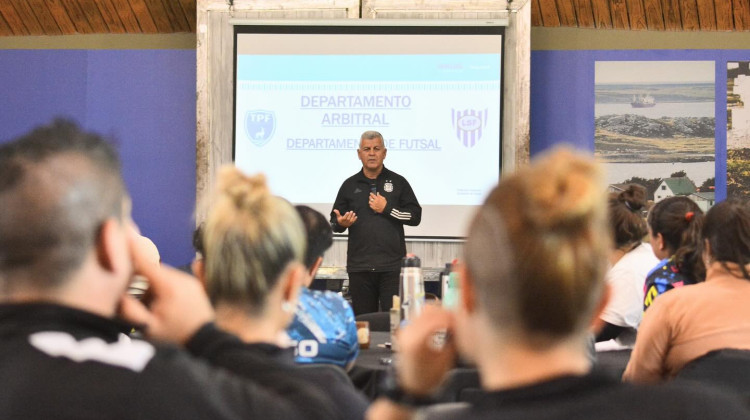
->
(400, 254, 424, 322)
(442, 259, 460, 310)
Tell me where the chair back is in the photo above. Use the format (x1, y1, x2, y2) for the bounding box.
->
(295, 363, 356, 388)
(355, 312, 390, 332)
(675, 348, 750, 402)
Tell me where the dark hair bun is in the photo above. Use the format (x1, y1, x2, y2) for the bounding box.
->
(618, 184, 647, 212)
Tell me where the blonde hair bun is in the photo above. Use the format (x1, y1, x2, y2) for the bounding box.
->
(216, 167, 271, 214)
(523, 148, 605, 231)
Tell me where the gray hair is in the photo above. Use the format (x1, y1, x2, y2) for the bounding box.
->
(360, 130, 384, 146)
(0, 119, 126, 292)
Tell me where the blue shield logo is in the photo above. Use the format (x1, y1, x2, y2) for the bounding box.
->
(451, 109, 488, 148)
(245, 110, 276, 147)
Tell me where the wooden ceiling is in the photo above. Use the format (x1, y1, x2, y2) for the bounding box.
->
(532, 0, 747, 30)
(0, 0, 747, 36)
(0, 0, 195, 36)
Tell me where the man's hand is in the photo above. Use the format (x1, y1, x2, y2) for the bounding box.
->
(395, 306, 457, 396)
(369, 192, 387, 214)
(119, 228, 215, 345)
(334, 209, 358, 228)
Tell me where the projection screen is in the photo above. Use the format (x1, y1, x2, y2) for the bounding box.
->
(233, 21, 505, 238)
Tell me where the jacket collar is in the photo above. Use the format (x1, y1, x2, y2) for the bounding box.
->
(358, 166, 389, 182)
(0, 302, 133, 341)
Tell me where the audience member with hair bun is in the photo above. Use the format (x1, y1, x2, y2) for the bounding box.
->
(643, 196, 705, 310)
(194, 167, 368, 420)
(595, 184, 659, 345)
(625, 199, 750, 383)
(366, 148, 750, 420)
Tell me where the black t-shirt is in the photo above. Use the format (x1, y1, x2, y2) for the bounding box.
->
(422, 370, 750, 420)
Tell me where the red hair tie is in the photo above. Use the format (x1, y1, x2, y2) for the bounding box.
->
(685, 211, 694, 222)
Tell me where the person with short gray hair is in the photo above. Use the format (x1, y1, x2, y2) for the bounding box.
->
(331, 130, 421, 315)
(0, 119, 334, 420)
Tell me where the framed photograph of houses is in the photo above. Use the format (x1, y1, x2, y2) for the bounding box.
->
(595, 61, 716, 210)
(727, 62, 750, 199)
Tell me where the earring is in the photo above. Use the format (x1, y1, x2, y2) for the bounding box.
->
(281, 301, 293, 313)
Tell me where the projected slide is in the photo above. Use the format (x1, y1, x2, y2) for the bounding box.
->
(234, 27, 503, 237)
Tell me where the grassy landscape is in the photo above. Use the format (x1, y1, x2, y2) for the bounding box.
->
(595, 130, 714, 163)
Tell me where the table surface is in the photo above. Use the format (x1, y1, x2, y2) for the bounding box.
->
(349, 331, 393, 400)
(348, 331, 632, 401)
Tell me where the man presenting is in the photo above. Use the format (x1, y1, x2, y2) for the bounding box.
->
(331, 131, 421, 315)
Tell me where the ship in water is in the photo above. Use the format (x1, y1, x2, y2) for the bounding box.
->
(631, 94, 656, 108)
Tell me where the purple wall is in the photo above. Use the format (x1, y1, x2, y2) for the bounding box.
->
(529, 49, 750, 200)
(0, 49, 196, 266)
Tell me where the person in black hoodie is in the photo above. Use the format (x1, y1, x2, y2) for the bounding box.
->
(0, 119, 336, 420)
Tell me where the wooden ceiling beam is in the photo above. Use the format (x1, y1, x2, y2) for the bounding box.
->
(679, 0, 701, 29)
(732, 0, 750, 30)
(591, 0, 615, 27)
(539, 0, 563, 26)
(574, 0, 597, 27)
(0, 10, 14, 36)
(27, 0, 63, 35)
(532, 0, 544, 25)
(626, 0, 649, 29)
(714, 0, 734, 29)
(60, 0, 93, 33)
(661, 0, 683, 29)
(610, 0, 631, 28)
(45, 0, 78, 34)
(110, 0, 141, 33)
(643, 0, 667, 28)
(177, 0, 196, 31)
(95, 0, 127, 33)
(142, 0, 174, 32)
(78, 0, 110, 33)
(0, 2, 30, 35)
(128, 0, 158, 33)
(556, 0, 580, 25)
(160, 0, 190, 32)
(10, 0, 44, 35)
(695, 0, 718, 29)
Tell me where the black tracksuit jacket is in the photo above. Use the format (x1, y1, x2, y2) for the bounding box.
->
(331, 166, 422, 272)
(0, 303, 341, 420)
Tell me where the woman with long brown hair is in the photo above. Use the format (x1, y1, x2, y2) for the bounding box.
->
(643, 196, 705, 310)
(625, 199, 750, 382)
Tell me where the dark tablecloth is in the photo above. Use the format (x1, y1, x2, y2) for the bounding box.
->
(348, 331, 393, 400)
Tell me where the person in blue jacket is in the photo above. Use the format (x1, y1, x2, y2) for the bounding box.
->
(287, 205, 359, 370)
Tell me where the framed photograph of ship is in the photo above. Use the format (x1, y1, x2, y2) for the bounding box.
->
(595, 61, 716, 211)
(727, 62, 750, 199)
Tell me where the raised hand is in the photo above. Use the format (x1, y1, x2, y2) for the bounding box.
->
(119, 226, 215, 345)
(334, 209, 358, 228)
